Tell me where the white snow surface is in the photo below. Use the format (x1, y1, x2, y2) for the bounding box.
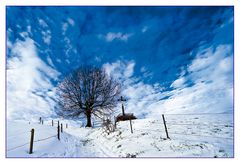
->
(7, 114, 233, 158)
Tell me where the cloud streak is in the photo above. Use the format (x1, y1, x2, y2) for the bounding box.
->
(99, 32, 133, 42)
(7, 35, 60, 120)
(103, 44, 233, 118)
(6, 6, 233, 120)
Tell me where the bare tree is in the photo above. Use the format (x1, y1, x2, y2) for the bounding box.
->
(57, 66, 121, 127)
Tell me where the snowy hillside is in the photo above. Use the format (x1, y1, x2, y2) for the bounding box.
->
(7, 114, 233, 158)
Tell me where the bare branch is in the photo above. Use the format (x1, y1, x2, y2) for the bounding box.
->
(56, 65, 121, 127)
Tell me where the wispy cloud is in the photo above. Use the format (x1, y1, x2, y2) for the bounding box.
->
(62, 18, 75, 35)
(103, 60, 135, 79)
(102, 44, 233, 118)
(149, 44, 233, 116)
(170, 77, 186, 89)
(38, 19, 52, 45)
(99, 32, 133, 42)
(67, 18, 75, 26)
(41, 30, 51, 45)
(38, 18, 48, 28)
(6, 6, 233, 120)
(102, 60, 164, 117)
(7, 36, 60, 120)
(62, 23, 68, 35)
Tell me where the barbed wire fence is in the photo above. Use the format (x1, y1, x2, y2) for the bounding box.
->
(7, 113, 233, 155)
(7, 131, 58, 153)
(6, 119, 68, 154)
(126, 113, 233, 144)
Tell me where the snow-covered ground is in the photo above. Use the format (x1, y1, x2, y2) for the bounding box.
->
(7, 121, 80, 157)
(6, 114, 233, 158)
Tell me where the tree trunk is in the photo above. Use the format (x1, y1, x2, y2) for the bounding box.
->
(86, 111, 92, 127)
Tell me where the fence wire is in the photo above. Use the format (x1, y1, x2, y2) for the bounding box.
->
(7, 142, 30, 152)
(7, 113, 233, 154)
(115, 113, 233, 142)
(7, 134, 58, 152)
(34, 135, 57, 143)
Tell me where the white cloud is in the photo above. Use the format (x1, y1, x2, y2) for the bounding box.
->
(7, 40, 13, 49)
(124, 61, 135, 77)
(27, 25, 32, 34)
(102, 45, 233, 119)
(56, 58, 62, 63)
(170, 77, 186, 89)
(19, 32, 29, 38)
(62, 18, 75, 35)
(38, 19, 52, 45)
(7, 29, 13, 48)
(159, 45, 233, 115)
(140, 66, 153, 79)
(103, 60, 135, 80)
(63, 37, 73, 57)
(103, 60, 123, 80)
(102, 60, 164, 117)
(188, 45, 232, 84)
(41, 30, 51, 45)
(67, 18, 75, 26)
(99, 32, 132, 42)
(38, 19, 48, 28)
(218, 56, 232, 73)
(7, 37, 60, 120)
(47, 55, 55, 67)
(62, 23, 68, 35)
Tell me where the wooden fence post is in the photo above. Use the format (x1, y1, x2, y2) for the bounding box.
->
(57, 125, 60, 140)
(162, 114, 170, 139)
(52, 120, 54, 126)
(61, 123, 63, 133)
(29, 129, 34, 154)
(129, 119, 133, 134)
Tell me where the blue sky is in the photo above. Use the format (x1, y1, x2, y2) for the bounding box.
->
(6, 6, 234, 119)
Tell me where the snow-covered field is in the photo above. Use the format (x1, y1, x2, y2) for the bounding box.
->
(6, 114, 233, 158)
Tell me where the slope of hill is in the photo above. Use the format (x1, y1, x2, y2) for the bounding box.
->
(7, 114, 233, 158)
